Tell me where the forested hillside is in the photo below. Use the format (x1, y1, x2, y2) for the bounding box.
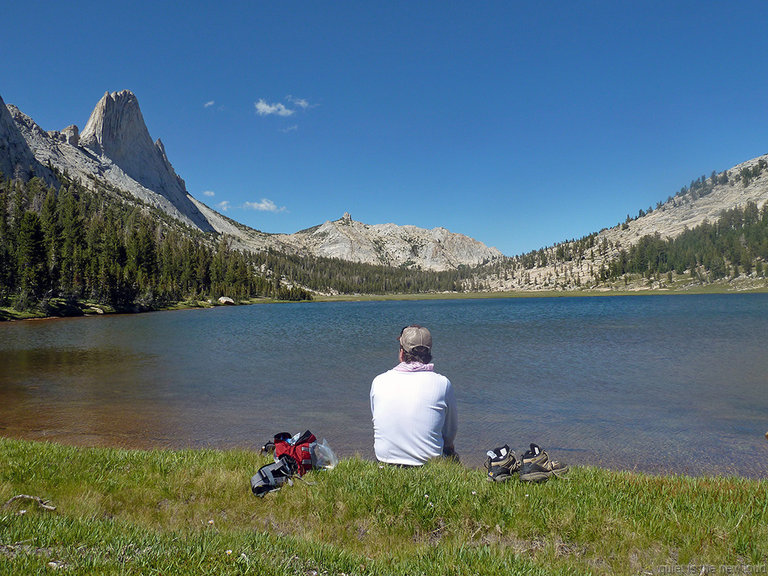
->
(472, 201, 768, 291)
(603, 201, 768, 282)
(0, 174, 472, 315)
(471, 161, 768, 291)
(3, 159, 768, 318)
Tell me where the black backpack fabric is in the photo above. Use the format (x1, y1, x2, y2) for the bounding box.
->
(250, 457, 294, 497)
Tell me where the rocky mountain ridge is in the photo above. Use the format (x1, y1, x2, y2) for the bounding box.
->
(3, 90, 768, 283)
(275, 212, 502, 270)
(0, 94, 57, 186)
(1, 90, 500, 272)
(601, 155, 768, 245)
(6, 92, 214, 231)
(482, 154, 768, 291)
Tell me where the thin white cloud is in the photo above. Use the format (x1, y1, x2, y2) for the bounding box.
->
(243, 198, 287, 213)
(255, 96, 315, 121)
(217, 200, 231, 212)
(280, 125, 298, 133)
(255, 99, 294, 117)
(204, 100, 215, 108)
(203, 190, 215, 197)
(287, 95, 310, 109)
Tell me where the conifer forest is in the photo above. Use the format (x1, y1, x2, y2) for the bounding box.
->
(0, 175, 472, 313)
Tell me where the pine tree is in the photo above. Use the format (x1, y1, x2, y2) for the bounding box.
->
(58, 186, 86, 296)
(16, 211, 48, 303)
(40, 186, 61, 293)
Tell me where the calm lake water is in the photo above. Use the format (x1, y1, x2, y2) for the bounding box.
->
(1, 294, 767, 477)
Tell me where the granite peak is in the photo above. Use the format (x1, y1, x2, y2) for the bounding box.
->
(1, 90, 502, 271)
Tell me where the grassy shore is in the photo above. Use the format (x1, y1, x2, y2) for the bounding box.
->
(1, 438, 765, 575)
(313, 284, 768, 303)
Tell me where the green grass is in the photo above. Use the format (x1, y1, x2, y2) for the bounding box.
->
(1, 438, 765, 575)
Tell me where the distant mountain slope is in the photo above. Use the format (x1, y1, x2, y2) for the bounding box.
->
(600, 155, 768, 248)
(6, 89, 764, 284)
(7, 94, 213, 231)
(1, 90, 503, 272)
(480, 154, 768, 291)
(0, 94, 56, 185)
(78, 91, 214, 232)
(274, 212, 502, 271)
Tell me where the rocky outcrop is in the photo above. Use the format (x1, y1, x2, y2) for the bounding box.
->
(48, 125, 79, 146)
(8, 103, 210, 231)
(79, 91, 213, 232)
(3, 91, 214, 232)
(0, 94, 56, 184)
(276, 213, 503, 270)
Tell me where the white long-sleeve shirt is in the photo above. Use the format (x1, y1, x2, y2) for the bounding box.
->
(370, 362, 458, 466)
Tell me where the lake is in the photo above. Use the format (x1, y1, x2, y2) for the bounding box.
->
(1, 294, 767, 477)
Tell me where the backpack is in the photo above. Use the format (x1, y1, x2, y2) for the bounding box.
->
(275, 430, 316, 476)
(251, 430, 317, 497)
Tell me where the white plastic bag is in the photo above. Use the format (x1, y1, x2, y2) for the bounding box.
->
(311, 438, 338, 470)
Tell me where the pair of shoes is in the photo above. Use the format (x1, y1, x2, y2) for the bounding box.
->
(484, 444, 521, 482)
(518, 443, 568, 483)
(484, 443, 568, 483)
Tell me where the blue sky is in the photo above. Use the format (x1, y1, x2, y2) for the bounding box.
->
(3, 1, 768, 256)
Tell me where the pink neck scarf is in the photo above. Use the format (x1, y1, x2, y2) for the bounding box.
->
(393, 362, 435, 372)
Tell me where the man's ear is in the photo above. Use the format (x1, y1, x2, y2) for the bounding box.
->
(398, 348, 405, 362)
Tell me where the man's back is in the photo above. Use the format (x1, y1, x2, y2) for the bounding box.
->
(370, 363, 457, 466)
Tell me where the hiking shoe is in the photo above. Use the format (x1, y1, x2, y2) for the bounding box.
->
(519, 443, 568, 482)
(484, 444, 521, 482)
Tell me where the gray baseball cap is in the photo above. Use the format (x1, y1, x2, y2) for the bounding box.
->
(399, 325, 432, 353)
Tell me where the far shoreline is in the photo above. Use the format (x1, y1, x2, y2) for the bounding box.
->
(313, 283, 768, 303)
(2, 283, 768, 322)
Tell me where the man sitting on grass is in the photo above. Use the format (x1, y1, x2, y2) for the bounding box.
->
(370, 325, 458, 466)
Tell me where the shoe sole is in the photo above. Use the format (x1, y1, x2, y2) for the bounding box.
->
(519, 471, 551, 482)
(519, 465, 568, 483)
(486, 463, 520, 482)
(487, 472, 514, 482)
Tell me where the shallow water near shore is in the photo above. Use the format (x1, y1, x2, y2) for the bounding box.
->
(1, 294, 767, 477)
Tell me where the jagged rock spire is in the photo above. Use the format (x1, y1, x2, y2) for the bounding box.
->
(80, 90, 213, 231)
(81, 91, 153, 158)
